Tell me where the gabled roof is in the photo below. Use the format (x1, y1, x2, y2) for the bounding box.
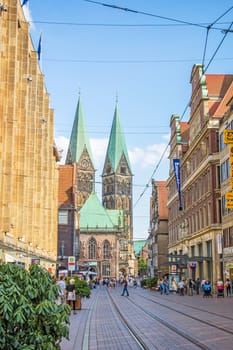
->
(79, 192, 124, 230)
(105, 104, 131, 172)
(66, 97, 94, 165)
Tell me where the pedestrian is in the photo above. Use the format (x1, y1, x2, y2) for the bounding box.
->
(163, 277, 169, 295)
(159, 279, 164, 294)
(195, 278, 201, 295)
(170, 277, 177, 293)
(121, 277, 129, 296)
(225, 278, 231, 297)
(66, 278, 76, 314)
(56, 275, 66, 304)
(178, 279, 185, 296)
(188, 278, 195, 296)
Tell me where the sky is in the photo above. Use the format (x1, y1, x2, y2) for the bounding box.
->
(23, 0, 233, 240)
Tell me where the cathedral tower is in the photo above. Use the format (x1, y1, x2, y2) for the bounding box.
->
(66, 96, 95, 209)
(102, 103, 133, 239)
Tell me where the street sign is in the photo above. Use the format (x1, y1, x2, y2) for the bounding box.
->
(224, 130, 233, 144)
(230, 145, 233, 157)
(171, 264, 177, 273)
(68, 256, 75, 271)
(226, 201, 233, 209)
(225, 192, 233, 200)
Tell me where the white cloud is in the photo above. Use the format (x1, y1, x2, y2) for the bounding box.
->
(129, 143, 169, 168)
(90, 138, 108, 169)
(55, 136, 69, 164)
(55, 136, 169, 171)
(22, 2, 34, 29)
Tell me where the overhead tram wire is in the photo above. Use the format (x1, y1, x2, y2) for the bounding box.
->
(202, 5, 233, 66)
(84, 0, 214, 30)
(133, 9, 233, 209)
(30, 19, 231, 31)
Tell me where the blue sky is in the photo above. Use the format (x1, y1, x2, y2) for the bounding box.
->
(23, 0, 233, 239)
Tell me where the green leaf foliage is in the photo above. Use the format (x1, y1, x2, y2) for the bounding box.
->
(0, 263, 70, 349)
(66, 276, 91, 298)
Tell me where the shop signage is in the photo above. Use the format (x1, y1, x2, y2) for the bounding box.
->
(226, 192, 233, 200)
(224, 130, 233, 144)
(31, 258, 40, 265)
(171, 264, 177, 273)
(189, 262, 196, 269)
(68, 256, 75, 271)
(226, 201, 233, 209)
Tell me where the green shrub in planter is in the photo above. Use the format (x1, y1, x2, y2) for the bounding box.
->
(0, 263, 70, 350)
(66, 276, 91, 298)
(146, 277, 158, 289)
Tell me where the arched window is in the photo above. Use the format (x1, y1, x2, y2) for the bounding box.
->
(103, 240, 110, 259)
(88, 238, 96, 259)
(102, 263, 110, 277)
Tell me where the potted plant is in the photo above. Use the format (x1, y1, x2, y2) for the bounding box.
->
(66, 276, 90, 310)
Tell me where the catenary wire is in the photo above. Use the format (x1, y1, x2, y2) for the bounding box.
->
(84, 0, 232, 30)
(133, 13, 233, 208)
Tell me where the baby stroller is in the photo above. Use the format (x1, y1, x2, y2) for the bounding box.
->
(217, 284, 224, 297)
(203, 282, 212, 297)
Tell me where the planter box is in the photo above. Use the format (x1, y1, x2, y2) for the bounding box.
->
(66, 296, 82, 310)
(75, 296, 82, 310)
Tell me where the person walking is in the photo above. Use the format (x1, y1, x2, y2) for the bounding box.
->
(178, 279, 185, 296)
(225, 278, 231, 297)
(195, 278, 201, 295)
(121, 277, 129, 296)
(56, 275, 66, 304)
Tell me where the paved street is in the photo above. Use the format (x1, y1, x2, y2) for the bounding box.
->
(61, 285, 233, 350)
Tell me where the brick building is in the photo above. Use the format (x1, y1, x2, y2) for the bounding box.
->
(148, 180, 169, 277)
(167, 64, 233, 283)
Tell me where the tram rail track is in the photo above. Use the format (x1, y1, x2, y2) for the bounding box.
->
(108, 290, 215, 350)
(138, 291, 233, 336)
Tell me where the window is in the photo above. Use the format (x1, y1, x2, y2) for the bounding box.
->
(102, 263, 110, 277)
(103, 240, 110, 259)
(88, 238, 96, 259)
(120, 166, 126, 174)
(58, 210, 68, 225)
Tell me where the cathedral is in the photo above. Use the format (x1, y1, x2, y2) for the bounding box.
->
(57, 97, 134, 279)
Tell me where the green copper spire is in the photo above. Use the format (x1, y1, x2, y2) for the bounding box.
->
(66, 96, 93, 165)
(106, 103, 131, 172)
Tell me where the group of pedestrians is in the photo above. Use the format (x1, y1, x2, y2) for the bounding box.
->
(157, 276, 232, 297)
(56, 276, 77, 314)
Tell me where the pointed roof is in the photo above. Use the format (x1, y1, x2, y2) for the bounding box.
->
(133, 240, 147, 256)
(79, 192, 124, 230)
(105, 103, 131, 172)
(66, 96, 93, 164)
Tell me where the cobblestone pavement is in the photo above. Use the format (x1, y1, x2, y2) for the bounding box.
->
(61, 286, 233, 350)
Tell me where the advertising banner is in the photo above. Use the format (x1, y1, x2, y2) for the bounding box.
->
(173, 158, 183, 210)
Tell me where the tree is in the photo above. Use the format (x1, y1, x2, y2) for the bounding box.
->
(138, 257, 147, 276)
(0, 263, 70, 350)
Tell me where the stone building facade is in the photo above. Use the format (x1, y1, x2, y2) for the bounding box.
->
(148, 180, 168, 277)
(219, 94, 233, 282)
(167, 64, 233, 283)
(0, 0, 59, 271)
